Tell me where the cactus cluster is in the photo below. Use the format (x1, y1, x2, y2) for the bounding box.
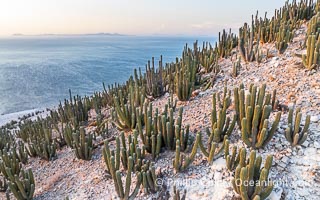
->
(111, 77, 146, 131)
(232, 58, 241, 77)
(16, 118, 57, 161)
(111, 156, 141, 200)
(275, 23, 294, 54)
(8, 169, 35, 200)
(136, 103, 162, 159)
(72, 127, 93, 160)
(225, 143, 246, 171)
(103, 131, 145, 172)
(216, 29, 238, 59)
(173, 133, 199, 173)
(198, 133, 227, 165)
(0, 147, 35, 200)
(232, 151, 274, 200)
(206, 91, 236, 143)
(0, 149, 22, 182)
(233, 84, 281, 149)
(141, 161, 159, 194)
(303, 12, 320, 70)
(303, 34, 320, 69)
(200, 42, 219, 73)
(103, 131, 161, 199)
(285, 107, 310, 146)
(145, 56, 166, 98)
(50, 90, 91, 128)
(174, 43, 199, 101)
(173, 185, 187, 200)
(238, 16, 260, 63)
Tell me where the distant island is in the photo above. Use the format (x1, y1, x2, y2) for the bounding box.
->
(12, 32, 126, 37)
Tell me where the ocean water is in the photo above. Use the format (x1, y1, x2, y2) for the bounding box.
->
(0, 35, 215, 118)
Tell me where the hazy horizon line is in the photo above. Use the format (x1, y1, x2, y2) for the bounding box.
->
(0, 32, 218, 38)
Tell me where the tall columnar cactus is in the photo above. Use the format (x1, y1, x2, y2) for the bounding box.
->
(110, 156, 142, 200)
(63, 123, 74, 148)
(275, 23, 294, 54)
(103, 132, 145, 172)
(12, 142, 28, 165)
(111, 78, 145, 131)
(238, 16, 260, 63)
(285, 107, 310, 146)
(173, 133, 200, 173)
(241, 106, 281, 149)
(232, 151, 274, 200)
(51, 90, 90, 128)
(145, 56, 165, 98)
(206, 92, 236, 143)
(174, 42, 199, 101)
(173, 185, 187, 200)
(0, 149, 22, 181)
(198, 133, 227, 164)
(232, 58, 241, 77)
(217, 29, 238, 59)
(159, 107, 189, 151)
(302, 34, 320, 70)
(72, 127, 93, 160)
(306, 12, 320, 37)
(200, 42, 218, 73)
(0, 128, 12, 152)
(234, 83, 278, 129)
(8, 169, 35, 200)
(225, 145, 247, 172)
(141, 161, 159, 194)
(136, 102, 162, 159)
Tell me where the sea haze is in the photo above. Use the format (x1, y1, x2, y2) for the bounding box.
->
(0, 35, 216, 116)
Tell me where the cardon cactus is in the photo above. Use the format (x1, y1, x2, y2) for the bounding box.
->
(159, 107, 190, 151)
(206, 92, 236, 143)
(145, 56, 165, 98)
(302, 34, 320, 70)
(111, 79, 145, 131)
(225, 144, 246, 171)
(217, 29, 238, 59)
(173, 185, 187, 200)
(238, 16, 259, 63)
(173, 133, 200, 173)
(0, 150, 22, 181)
(136, 103, 162, 159)
(285, 107, 310, 146)
(174, 42, 199, 101)
(234, 83, 278, 129)
(241, 107, 281, 149)
(141, 161, 159, 194)
(275, 23, 293, 54)
(198, 133, 228, 164)
(103, 131, 145, 172)
(232, 151, 274, 200)
(72, 127, 93, 160)
(113, 156, 142, 200)
(232, 58, 241, 77)
(8, 169, 35, 200)
(12, 141, 28, 165)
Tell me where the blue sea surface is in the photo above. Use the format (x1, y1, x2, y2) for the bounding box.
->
(0, 35, 215, 115)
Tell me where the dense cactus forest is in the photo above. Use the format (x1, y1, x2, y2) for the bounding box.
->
(1, 0, 320, 199)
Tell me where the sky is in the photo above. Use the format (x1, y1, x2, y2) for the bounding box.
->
(0, 0, 288, 36)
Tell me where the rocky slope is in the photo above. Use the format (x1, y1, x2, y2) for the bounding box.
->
(1, 24, 320, 200)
